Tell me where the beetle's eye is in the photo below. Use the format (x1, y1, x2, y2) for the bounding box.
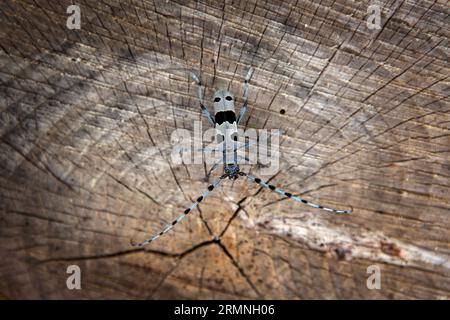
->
(225, 96, 233, 101)
(214, 97, 221, 102)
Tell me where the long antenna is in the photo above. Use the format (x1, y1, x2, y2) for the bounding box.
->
(241, 172, 352, 214)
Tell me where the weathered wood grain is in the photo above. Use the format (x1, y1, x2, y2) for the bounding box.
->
(0, 0, 449, 299)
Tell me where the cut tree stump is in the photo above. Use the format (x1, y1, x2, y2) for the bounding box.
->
(0, 0, 449, 299)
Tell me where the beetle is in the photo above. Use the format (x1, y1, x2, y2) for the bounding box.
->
(132, 67, 352, 247)
(189, 68, 253, 179)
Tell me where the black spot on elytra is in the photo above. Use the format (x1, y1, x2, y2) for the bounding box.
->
(197, 196, 203, 202)
(269, 185, 276, 190)
(172, 220, 177, 225)
(215, 110, 236, 124)
(280, 109, 285, 115)
(208, 185, 214, 191)
(301, 199, 308, 203)
(184, 208, 191, 214)
(255, 178, 261, 183)
(285, 192, 292, 198)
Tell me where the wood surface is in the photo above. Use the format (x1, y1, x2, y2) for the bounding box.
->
(0, 0, 449, 299)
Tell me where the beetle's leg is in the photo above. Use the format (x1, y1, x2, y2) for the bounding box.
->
(131, 175, 226, 247)
(190, 72, 216, 127)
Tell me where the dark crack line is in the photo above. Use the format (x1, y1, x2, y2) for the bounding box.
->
(196, 204, 214, 237)
(253, 248, 305, 299)
(1, 138, 75, 192)
(217, 167, 295, 237)
(295, 40, 346, 119)
(219, 196, 248, 238)
(34, 239, 217, 266)
(216, 241, 261, 298)
(135, 187, 162, 207)
(34, 248, 145, 265)
(146, 260, 182, 299)
(197, 265, 206, 298)
(106, 172, 161, 207)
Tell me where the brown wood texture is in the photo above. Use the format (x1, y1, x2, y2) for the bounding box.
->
(0, 0, 449, 299)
